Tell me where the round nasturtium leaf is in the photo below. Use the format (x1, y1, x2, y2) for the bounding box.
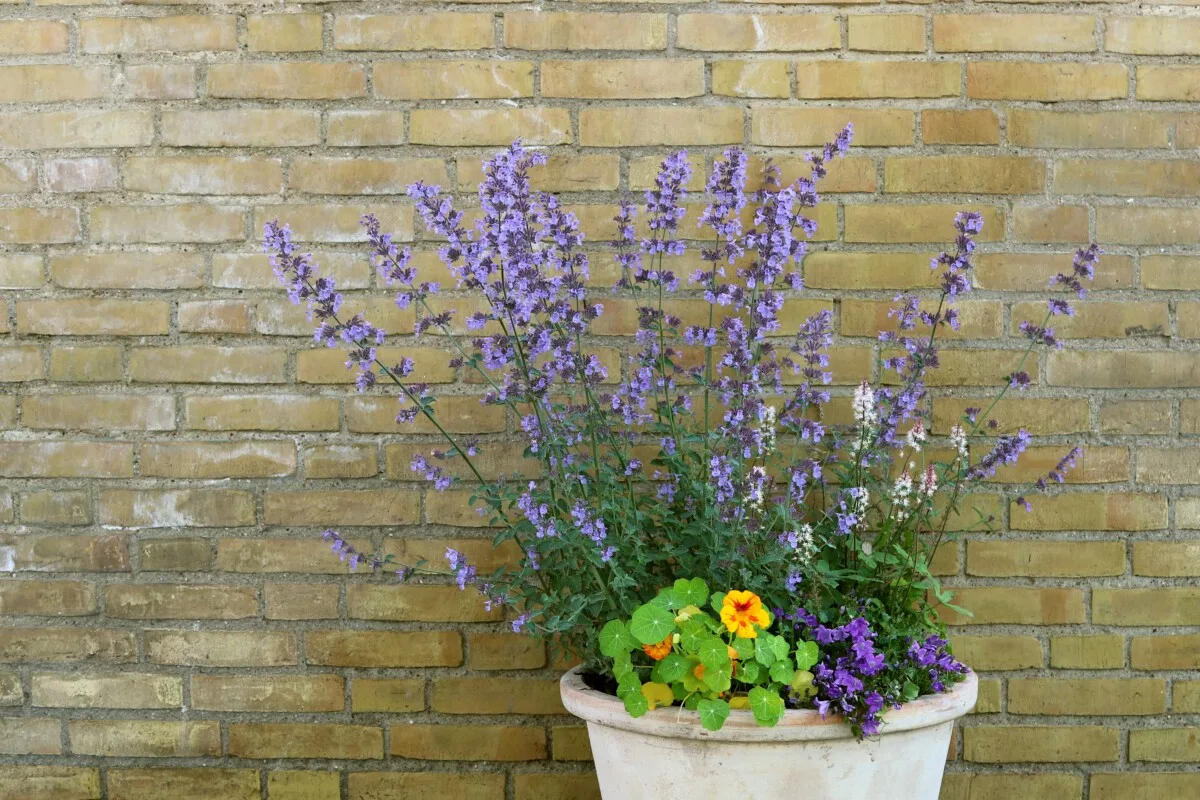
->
(795, 640, 820, 671)
(599, 619, 637, 658)
(753, 637, 777, 667)
(698, 636, 732, 671)
(697, 697, 730, 731)
(769, 660, 795, 685)
(630, 603, 676, 645)
(748, 686, 785, 727)
(654, 652, 688, 684)
(674, 577, 709, 607)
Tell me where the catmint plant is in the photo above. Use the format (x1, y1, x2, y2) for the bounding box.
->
(266, 129, 1098, 736)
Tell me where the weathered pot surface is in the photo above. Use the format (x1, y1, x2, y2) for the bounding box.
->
(560, 665, 977, 800)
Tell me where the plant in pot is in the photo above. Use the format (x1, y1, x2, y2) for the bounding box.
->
(265, 129, 1098, 799)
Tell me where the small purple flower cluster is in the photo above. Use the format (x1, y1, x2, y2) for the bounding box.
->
(789, 609, 891, 736)
(907, 635, 969, 694)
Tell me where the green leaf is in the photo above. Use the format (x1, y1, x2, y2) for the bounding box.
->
(612, 651, 634, 681)
(753, 637, 777, 667)
(770, 635, 789, 661)
(654, 653, 688, 683)
(903, 681, 920, 702)
(651, 587, 683, 611)
(704, 663, 733, 694)
(599, 619, 637, 658)
(748, 686, 785, 727)
(623, 691, 649, 718)
(769, 660, 795, 685)
(673, 577, 709, 607)
(697, 697, 730, 731)
(680, 619, 709, 651)
(617, 672, 641, 700)
(698, 637, 731, 671)
(710, 591, 726, 614)
(732, 637, 755, 660)
(630, 604, 676, 645)
(737, 660, 763, 683)
(794, 640, 820, 671)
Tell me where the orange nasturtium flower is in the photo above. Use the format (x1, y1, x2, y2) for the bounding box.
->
(720, 590, 771, 639)
(642, 634, 673, 661)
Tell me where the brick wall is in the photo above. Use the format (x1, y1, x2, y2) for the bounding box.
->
(0, 2, 1197, 798)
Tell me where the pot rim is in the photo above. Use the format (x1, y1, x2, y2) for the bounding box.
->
(560, 665, 977, 743)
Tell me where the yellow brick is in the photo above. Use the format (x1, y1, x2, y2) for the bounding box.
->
(268, 772, 340, 800)
(848, 14, 925, 52)
(503, 12, 666, 50)
(967, 541, 1125, 578)
(1137, 448, 1200, 485)
(431, 677, 565, 714)
(146, 631, 297, 667)
(131, 346, 285, 383)
(713, 60, 790, 98)
(185, 395, 339, 432)
(139, 540, 212, 573)
(248, 14, 323, 52)
(1013, 300, 1167, 339)
(1130, 729, 1200, 762)
(1009, 678, 1164, 715)
(934, 14, 1095, 52)
(1109, 18, 1200, 55)
(0, 159, 34, 193)
(1013, 493, 1166, 531)
(178, 300, 251, 334)
(922, 109, 1000, 145)
(1010, 110, 1169, 148)
(124, 64, 196, 100)
(950, 635, 1043, 670)
(939, 587, 1085, 625)
(162, 109, 320, 147)
(678, 14, 840, 52)
(1091, 774, 1200, 800)
(968, 62, 1127, 101)
(348, 773, 503, 800)
(845, 204, 1003, 243)
(884, 156, 1045, 194)
(327, 110, 406, 147)
(124, 156, 283, 195)
(0, 65, 109, 102)
(963, 726, 1118, 763)
(843, 298, 1002, 339)
(0, 442, 132, 479)
(1049, 351, 1200, 388)
(978, 253, 1133, 290)
(0, 254, 42, 287)
(1101, 400, 1173, 435)
(24, 395, 174, 431)
(192, 676, 344, 712)
(0, 768, 100, 800)
(253, 203, 411, 243)
(348, 585, 499, 623)
(108, 769, 259, 800)
(0, 207, 79, 244)
(99, 488, 255, 528)
(580, 107, 742, 147)
(514, 774, 600, 800)
(290, 157, 446, 194)
(1180, 115, 1200, 148)
(305, 444, 378, 478)
(941, 774, 1083, 800)
(1134, 541, 1200, 576)
(208, 62, 365, 99)
(469, 632, 546, 670)
(1011, 205, 1090, 243)
(390, 725, 546, 761)
(552, 726, 592, 761)
(334, 13, 492, 50)
(375, 60, 533, 99)
(1050, 635, 1124, 669)
(0, 19, 69, 53)
(307, 631, 462, 668)
(753, 107, 913, 146)
(1096, 589, 1200, 626)
(0, 718, 60, 754)
(265, 583, 339, 620)
(0, 628, 135, 663)
(1132, 635, 1200, 669)
(1138, 65, 1200, 101)
(19, 491, 92, 526)
(16, 299, 167, 336)
(33, 673, 180, 709)
(1175, 684, 1200, 713)
(1057, 159, 1200, 198)
(797, 61, 959, 98)
(81, 16, 236, 53)
(48, 347, 119, 382)
(50, 252, 203, 289)
(350, 679, 425, 712)
(69, 721, 219, 757)
(264, 490, 418, 526)
(141, 442, 296, 479)
(542, 59, 704, 99)
(411, 108, 571, 146)
(458, 154, 619, 192)
(91, 205, 244, 244)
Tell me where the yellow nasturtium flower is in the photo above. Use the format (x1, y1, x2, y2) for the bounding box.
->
(720, 590, 771, 639)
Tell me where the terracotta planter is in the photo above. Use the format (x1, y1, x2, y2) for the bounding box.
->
(560, 666, 977, 800)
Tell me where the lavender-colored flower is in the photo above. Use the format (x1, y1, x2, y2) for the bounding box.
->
(512, 614, 530, 633)
(968, 430, 1032, 480)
